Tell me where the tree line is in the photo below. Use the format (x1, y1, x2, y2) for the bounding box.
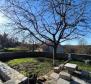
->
(0, 32, 20, 49)
(64, 45, 91, 54)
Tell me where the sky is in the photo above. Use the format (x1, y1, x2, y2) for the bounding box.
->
(0, 13, 9, 33)
(0, 13, 91, 45)
(0, 0, 91, 45)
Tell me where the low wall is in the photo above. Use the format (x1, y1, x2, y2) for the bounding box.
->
(0, 61, 27, 84)
(71, 53, 91, 61)
(0, 51, 91, 62)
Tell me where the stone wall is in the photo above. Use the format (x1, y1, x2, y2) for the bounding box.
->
(0, 61, 27, 84)
(71, 53, 91, 61)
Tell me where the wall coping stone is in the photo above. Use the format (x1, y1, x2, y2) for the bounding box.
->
(0, 61, 27, 84)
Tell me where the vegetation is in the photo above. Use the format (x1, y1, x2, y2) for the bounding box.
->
(3, 47, 29, 52)
(7, 58, 38, 66)
(6, 57, 64, 76)
(0, 33, 20, 49)
(1, 0, 90, 65)
(6, 57, 91, 77)
(64, 45, 91, 54)
(70, 61, 91, 72)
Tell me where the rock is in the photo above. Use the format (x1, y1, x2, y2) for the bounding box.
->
(43, 75, 48, 80)
(0, 79, 3, 84)
(57, 78, 70, 84)
(0, 61, 27, 84)
(59, 71, 71, 81)
(50, 72, 59, 80)
(54, 67, 60, 73)
(45, 79, 57, 84)
(59, 64, 64, 70)
(38, 76, 47, 82)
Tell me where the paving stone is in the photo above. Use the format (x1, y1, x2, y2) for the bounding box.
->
(50, 72, 59, 80)
(59, 71, 71, 81)
(57, 78, 70, 84)
(45, 79, 57, 84)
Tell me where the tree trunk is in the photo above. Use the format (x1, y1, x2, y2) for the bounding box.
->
(32, 40, 34, 52)
(53, 45, 57, 66)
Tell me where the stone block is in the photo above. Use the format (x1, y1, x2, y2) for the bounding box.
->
(50, 72, 59, 80)
(57, 78, 70, 84)
(59, 64, 64, 70)
(0, 61, 27, 84)
(59, 71, 71, 81)
(0, 80, 3, 84)
(54, 67, 60, 73)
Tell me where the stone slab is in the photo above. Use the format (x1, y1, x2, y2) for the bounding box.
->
(59, 71, 71, 81)
(64, 63, 77, 69)
(57, 78, 70, 84)
(0, 61, 27, 84)
(50, 72, 59, 80)
(0, 79, 3, 84)
(45, 79, 57, 84)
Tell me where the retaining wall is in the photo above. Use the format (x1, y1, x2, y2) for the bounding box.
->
(71, 53, 91, 61)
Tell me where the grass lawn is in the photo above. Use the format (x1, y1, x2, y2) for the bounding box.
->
(6, 57, 64, 77)
(70, 61, 91, 71)
(6, 57, 91, 77)
(2, 47, 29, 52)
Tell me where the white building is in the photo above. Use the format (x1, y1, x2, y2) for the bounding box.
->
(41, 43, 64, 53)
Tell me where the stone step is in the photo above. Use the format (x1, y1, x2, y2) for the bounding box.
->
(59, 64, 64, 70)
(59, 71, 71, 81)
(57, 78, 70, 84)
(0, 79, 3, 84)
(50, 72, 59, 80)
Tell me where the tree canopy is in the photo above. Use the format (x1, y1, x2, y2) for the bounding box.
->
(0, 0, 91, 65)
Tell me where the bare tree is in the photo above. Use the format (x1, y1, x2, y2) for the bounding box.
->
(0, 0, 90, 65)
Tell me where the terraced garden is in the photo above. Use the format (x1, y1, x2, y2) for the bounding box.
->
(6, 57, 91, 77)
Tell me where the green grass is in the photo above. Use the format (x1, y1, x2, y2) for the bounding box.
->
(6, 58, 91, 77)
(7, 58, 38, 66)
(6, 48, 22, 50)
(3, 47, 29, 52)
(70, 61, 91, 71)
(6, 57, 63, 77)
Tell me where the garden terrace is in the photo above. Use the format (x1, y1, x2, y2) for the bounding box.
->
(6, 57, 91, 77)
